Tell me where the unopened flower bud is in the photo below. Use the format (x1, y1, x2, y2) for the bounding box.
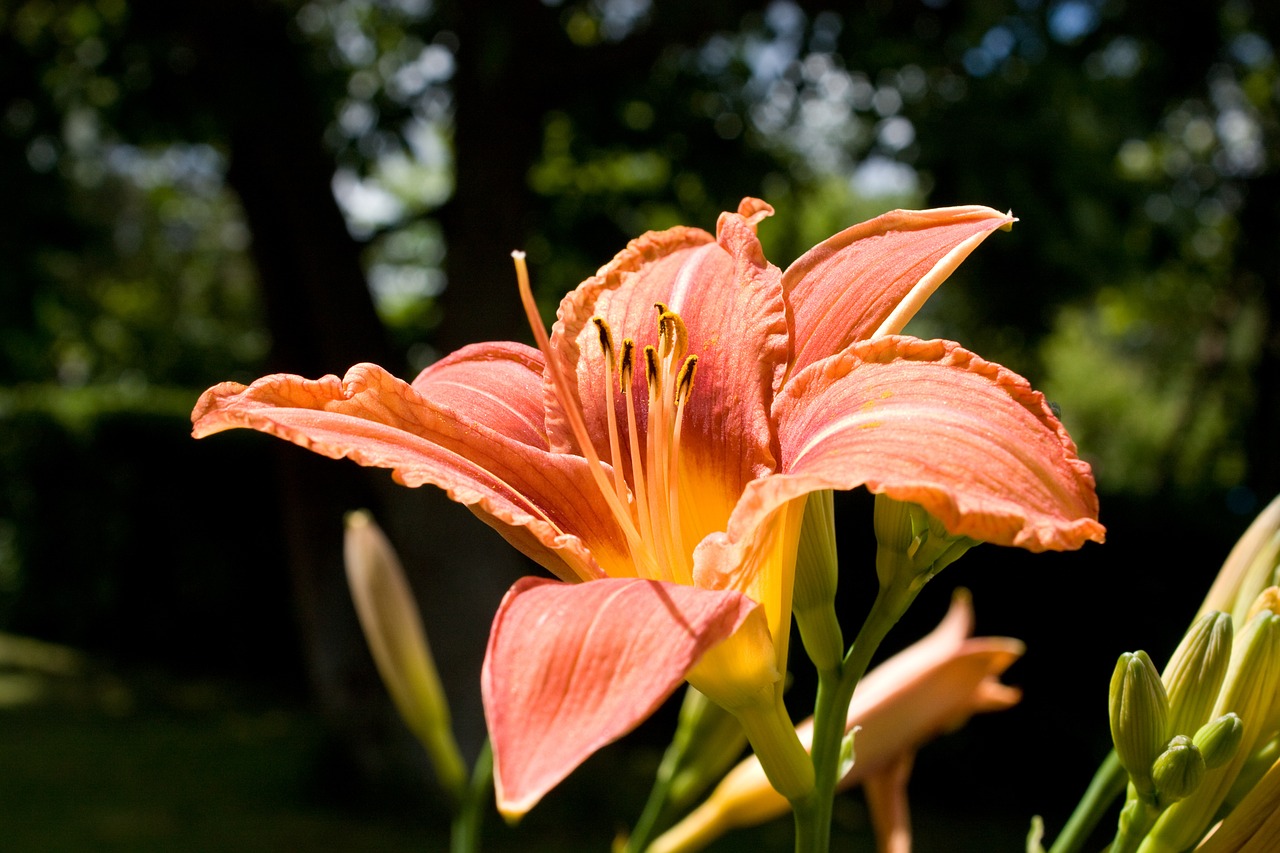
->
(1193, 713, 1244, 770)
(1145, 611, 1280, 851)
(1163, 611, 1233, 738)
(1199, 492, 1280, 627)
(344, 510, 467, 802)
(874, 495, 978, 594)
(1152, 735, 1205, 807)
(792, 490, 844, 671)
(1110, 650, 1170, 797)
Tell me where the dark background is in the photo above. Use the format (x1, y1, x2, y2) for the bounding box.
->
(1, 0, 1277, 849)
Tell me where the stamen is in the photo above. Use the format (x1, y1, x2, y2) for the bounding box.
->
(511, 252, 644, 554)
(644, 345, 660, 389)
(642, 344, 675, 580)
(658, 309, 689, 365)
(675, 354, 698, 405)
(592, 316, 615, 360)
(619, 338, 635, 384)
(667, 355, 699, 585)
(619, 338, 654, 552)
(592, 316, 628, 509)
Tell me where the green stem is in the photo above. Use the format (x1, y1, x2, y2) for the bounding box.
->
(793, 582, 916, 853)
(627, 743, 683, 853)
(1048, 751, 1126, 853)
(1109, 794, 1160, 853)
(450, 739, 493, 853)
(737, 693, 815, 803)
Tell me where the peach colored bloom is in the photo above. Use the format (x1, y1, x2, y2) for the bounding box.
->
(192, 200, 1101, 816)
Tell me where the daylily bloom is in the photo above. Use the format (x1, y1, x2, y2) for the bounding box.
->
(191, 199, 1104, 817)
(646, 590, 1026, 853)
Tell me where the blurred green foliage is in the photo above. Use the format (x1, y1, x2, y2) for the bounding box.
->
(5, 0, 1275, 497)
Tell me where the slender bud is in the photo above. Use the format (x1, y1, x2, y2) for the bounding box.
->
(1109, 650, 1170, 797)
(792, 490, 844, 671)
(1152, 735, 1205, 808)
(1193, 713, 1244, 771)
(344, 510, 468, 803)
(1199, 492, 1280, 627)
(1163, 611, 1233, 739)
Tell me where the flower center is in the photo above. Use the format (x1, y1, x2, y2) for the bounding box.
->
(513, 252, 697, 584)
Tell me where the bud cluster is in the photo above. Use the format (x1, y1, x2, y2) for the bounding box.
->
(1106, 588, 1280, 852)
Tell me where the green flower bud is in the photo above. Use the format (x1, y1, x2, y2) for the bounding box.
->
(1152, 735, 1205, 808)
(792, 490, 844, 671)
(1143, 611, 1280, 852)
(1163, 611, 1233, 739)
(874, 495, 978, 593)
(1193, 713, 1244, 771)
(344, 510, 467, 803)
(1110, 650, 1170, 797)
(793, 490, 838, 611)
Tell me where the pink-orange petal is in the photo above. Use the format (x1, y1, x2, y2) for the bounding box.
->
(482, 576, 762, 818)
(774, 336, 1104, 552)
(546, 224, 714, 460)
(191, 363, 626, 582)
(701, 337, 1103, 569)
(548, 203, 790, 545)
(863, 753, 915, 853)
(411, 341, 549, 448)
(783, 206, 1013, 378)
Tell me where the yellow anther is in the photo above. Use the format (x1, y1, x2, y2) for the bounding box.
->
(592, 316, 615, 366)
(658, 310, 689, 364)
(675, 355, 699, 404)
(644, 345, 660, 388)
(620, 339, 635, 389)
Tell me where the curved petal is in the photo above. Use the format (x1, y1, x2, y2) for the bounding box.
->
(783, 206, 1013, 378)
(702, 337, 1104, 570)
(482, 576, 763, 818)
(863, 753, 914, 853)
(191, 363, 627, 582)
(411, 341, 548, 448)
(776, 336, 1104, 551)
(548, 202, 790, 547)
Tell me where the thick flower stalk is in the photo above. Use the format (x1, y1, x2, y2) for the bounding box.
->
(192, 199, 1103, 818)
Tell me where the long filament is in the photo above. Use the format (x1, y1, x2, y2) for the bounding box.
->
(512, 253, 643, 553)
(514, 253, 701, 585)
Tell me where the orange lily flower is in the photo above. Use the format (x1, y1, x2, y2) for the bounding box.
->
(191, 199, 1104, 817)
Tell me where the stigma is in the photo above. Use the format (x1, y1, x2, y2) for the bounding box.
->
(513, 252, 698, 584)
